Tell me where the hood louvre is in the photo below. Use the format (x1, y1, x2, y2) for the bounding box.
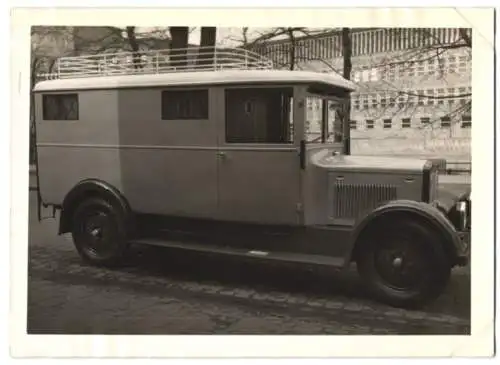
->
(331, 183, 397, 224)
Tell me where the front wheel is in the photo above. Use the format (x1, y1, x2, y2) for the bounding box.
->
(356, 219, 451, 308)
(71, 197, 129, 266)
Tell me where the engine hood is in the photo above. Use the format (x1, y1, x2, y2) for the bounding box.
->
(309, 149, 428, 174)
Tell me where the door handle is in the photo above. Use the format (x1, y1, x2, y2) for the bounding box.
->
(216, 151, 227, 159)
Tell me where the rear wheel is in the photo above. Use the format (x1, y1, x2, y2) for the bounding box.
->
(356, 218, 451, 308)
(71, 197, 129, 266)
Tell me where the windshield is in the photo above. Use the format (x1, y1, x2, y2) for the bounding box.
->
(305, 94, 344, 144)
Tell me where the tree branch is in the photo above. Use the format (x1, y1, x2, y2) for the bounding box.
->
(459, 28, 472, 48)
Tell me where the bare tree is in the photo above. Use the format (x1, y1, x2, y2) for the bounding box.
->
(341, 28, 353, 154)
(30, 26, 74, 163)
(360, 28, 472, 131)
(287, 28, 297, 70)
(232, 27, 335, 70)
(231, 27, 352, 144)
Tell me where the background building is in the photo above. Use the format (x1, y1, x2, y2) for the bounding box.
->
(253, 28, 472, 162)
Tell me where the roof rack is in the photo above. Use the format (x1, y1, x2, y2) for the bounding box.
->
(48, 46, 275, 80)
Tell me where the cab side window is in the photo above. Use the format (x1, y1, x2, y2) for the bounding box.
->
(225, 87, 293, 144)
(42, 93, 79, 120)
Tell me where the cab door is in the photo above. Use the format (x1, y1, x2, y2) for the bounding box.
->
(215, 85, 304, 225)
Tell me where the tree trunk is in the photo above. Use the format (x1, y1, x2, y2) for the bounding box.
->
(126, 26, 142, 69)
(458, 28, 472, 48)
(197, 27, 216, 68)
(170, 26, 190, 68)
(287, 28, 296, 70)
(341, 27, 352, 155)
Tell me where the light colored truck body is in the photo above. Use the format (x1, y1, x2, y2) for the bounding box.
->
(32, 47, 470, 308)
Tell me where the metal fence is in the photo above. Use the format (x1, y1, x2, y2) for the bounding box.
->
(48, 46, 274, 80)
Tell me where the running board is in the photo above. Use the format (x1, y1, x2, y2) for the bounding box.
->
(130, 238, 345, 268)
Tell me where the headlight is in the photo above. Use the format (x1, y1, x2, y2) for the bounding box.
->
(456, 200, 468, 231)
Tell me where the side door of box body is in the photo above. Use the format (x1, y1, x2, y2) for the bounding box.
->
(215, 84, 305, 225)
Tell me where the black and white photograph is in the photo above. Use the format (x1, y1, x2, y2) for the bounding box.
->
(8, 6, 495, 359)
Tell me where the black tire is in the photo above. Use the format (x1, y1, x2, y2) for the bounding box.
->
(356, 218, 451, 308)
(71, 196, 129, 266)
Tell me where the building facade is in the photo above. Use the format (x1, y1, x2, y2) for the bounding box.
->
(254, 28, 472, 161)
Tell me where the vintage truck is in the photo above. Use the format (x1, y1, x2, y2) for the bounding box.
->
(32, 47, 470, 308)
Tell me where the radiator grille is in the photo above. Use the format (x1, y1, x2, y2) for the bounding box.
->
(332, 183, 398, 220)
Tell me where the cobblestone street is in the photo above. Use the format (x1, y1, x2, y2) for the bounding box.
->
(27, 189, 471, 335)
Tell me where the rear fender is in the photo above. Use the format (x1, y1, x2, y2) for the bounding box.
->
(58, 179, 133, 235)
(347, 199, 465, 266)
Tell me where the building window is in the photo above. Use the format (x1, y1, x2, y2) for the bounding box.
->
(161, 89, 208, 120)
(440, 116, 451, 128)
(350, 120, 357, 130)
(383, 119, 392, 129)
(42, 93, 79, 120)
(225, 87, 294, 143)
(421, 117, 431, 125)
(402, 118, 411, 128)
(461, 114, 472, 128)
(366, 119, 374, 129)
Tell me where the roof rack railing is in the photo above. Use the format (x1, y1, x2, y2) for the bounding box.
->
(52, 46, 275, 79)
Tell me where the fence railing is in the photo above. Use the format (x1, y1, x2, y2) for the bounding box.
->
(445, 161, 471, 175)
(40, 46, 275, 80)
(424, 159, 471, 175)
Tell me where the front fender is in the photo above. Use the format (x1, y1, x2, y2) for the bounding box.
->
(348, 199, 468, 266)
(59, 179, 133, 235)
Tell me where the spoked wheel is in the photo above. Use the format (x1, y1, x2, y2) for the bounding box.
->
(356, 219, 451, 308)
(71, 197, 129, 266)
